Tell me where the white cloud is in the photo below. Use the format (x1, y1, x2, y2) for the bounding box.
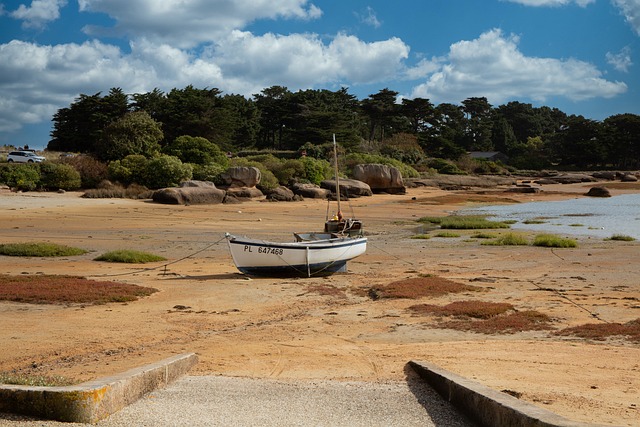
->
(0, 30, 410, 132)
(357, 6, 381, 28)
(410, 29, 627, 104)
(606, 46, 633, 72)
(9, 0, 67, 29)
(503, 0, 594, 6)
(78, 0, 322, 48)
(612, 0, 640, 35)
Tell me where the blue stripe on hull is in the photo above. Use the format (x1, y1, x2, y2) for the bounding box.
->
(237, 261, 348, 277)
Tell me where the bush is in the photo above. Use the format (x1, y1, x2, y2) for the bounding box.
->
(191, 163, 226, 183)
(144, 155, 193, 189)
(0, 163, 40, 191)
(379, 133, 425, 164)
(60, 155, 109, 188)
(38, 162, 81, 190)
(164, 135, 229, 168)
(108, 154, 149, 185)
(301, 156, 333, 185)
(426, 158, 466, 175)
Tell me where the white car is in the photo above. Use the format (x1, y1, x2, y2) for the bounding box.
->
(6, 151, 46, 163)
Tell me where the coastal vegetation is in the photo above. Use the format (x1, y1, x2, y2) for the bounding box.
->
(532, 234, 578, 248)
(0, 275, 157, 305)
(0, 242, 87, 257)
(94, 250, 166, 263)
(2, 85, 639, 193)
(417, 215, 510, 229)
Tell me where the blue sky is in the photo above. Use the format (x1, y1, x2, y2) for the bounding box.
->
(1, 0, 639, 149)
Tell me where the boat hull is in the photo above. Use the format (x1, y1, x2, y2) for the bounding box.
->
(226, 234, 367, 277)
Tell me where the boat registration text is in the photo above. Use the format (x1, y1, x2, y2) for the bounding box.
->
(243, 245, 284, 256)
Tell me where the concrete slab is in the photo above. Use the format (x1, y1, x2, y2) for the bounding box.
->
(409, 360, 616, 427)
(0, 353, 197, 423)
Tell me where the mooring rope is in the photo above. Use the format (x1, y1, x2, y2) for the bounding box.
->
(92, 235, 228, 278)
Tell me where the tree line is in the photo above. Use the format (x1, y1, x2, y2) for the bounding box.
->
(48, 86, 640, 170)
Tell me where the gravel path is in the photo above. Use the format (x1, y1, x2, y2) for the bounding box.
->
(0, 376, 476, 426)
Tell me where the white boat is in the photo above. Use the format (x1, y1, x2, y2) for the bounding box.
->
(226, 134, 367, 277)
(225, 233, 367, 277)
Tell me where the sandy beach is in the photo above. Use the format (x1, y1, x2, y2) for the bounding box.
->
(0, 181, 639, 426)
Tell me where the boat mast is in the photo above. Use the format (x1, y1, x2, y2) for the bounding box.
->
(332, 134, 341, 216)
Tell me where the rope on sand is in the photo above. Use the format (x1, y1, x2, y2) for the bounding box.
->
(91, 235, 228, 278)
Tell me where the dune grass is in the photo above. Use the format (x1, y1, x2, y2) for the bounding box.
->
(417, 215, 510, 230)
(482, 232, 529, 246)
(0, 372, 75, 387)
(532, 234, 578, 248)
(606, 234, 636, 241)
(94, 250, 166, 263)
(0, 242, 87, 257)
(434, 231, 461, 238)
(410, 234, 431, 239)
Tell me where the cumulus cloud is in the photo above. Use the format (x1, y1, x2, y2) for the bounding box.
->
(409, 29, 627, 104)
(0, 29, 411, 132)
(502, 0, 594, 6)
(9, 0, 67, 29)
(607, 46, 633, 72)
(612, 0, 640, 35)
(78, 0, 322, 48)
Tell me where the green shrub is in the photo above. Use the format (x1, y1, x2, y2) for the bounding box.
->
(533, 234, 578, 248)
(0, 163, 40, 191)
(427, 158, 466, 175)
(39, 162, 81, 190)
(94, 250, 166, 263)
(410, 234, 431, 239)
(144, 155, 193, 189)
(0, 242, 87, 257)
(191, 163, 226, 183)
(108, 154, 149, 185)
(163, 135, 229, 167)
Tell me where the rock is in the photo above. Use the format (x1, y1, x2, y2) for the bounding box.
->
(546, 174, 598, 184)
(621, 174, 638, 182)
(225, 186, 264, 199)
(221, 167, 261, 188)
(592, 171, 617, 180)
(265, 186, 296, 201)
(585, 186, 611, 197)
(180, 180, 217, 188)
(505, 186, 541, 194)
(352, 163, 406, 194)
(152, 187, 226, 205)
(291, 183, 330, 199)
(320, 178, 372, 198)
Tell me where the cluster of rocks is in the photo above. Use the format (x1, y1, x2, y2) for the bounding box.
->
(152, 163, 406, 205)
(532, 171, 638, 185)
